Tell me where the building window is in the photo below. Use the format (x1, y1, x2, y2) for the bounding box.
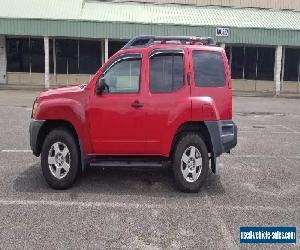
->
(49, 39, 54, 74)
(6, 38, 30, 72)
(150, 53, 184, 93)
(7, 38, 46, 73)
(67, 40, 79, 74)
(193, 51, 225, 87)
(55, 40, 67, 74)
(257, 48, 275, 81)
(231, 47, 244, 79)
(244, 47, 257, 80)
(30, 38, 45, 73)
(108, 41, 128, 58)
(55, 39, 78, 74)
(79, 40, 101, 74)
(7, 37, 103, 75)
(284, 48, 300, 82)
(55, 39, 102, 74)
(229, 45, 275, 81)
(225, 46, 231, 68)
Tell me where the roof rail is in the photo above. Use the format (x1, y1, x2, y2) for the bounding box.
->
(123, 35, 215, 48)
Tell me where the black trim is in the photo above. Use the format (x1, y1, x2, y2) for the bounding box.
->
(205, 120, 237, 174)
(149, 49, 184, 58)
(88, 155, 167, 161)
(88, 156, 168, 168)
(205, 120, 237, 157)
(123, 36, 215, 48)
(90, 161, 163, 168)
(29, 119, 45, 157)
(101, 53, 142, 74)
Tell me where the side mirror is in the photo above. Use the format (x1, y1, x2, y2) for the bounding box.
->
(96, 77, 107, 94)
(110, 76, 117, 87)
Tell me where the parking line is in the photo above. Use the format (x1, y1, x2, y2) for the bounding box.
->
(0, 199, 164, 209)
(227, 154, 300, 159)
(1, 150, 32, 153)
(238, 124, 300, 133)
(216, 205, 299, 212)
(0, 198, 298, 212)
(278, 125, 298, 133)
(239, 131, 300, 134)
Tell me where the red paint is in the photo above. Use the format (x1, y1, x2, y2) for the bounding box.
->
(35, 44, 232, 157)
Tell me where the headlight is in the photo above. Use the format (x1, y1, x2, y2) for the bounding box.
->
(31, 99, 38, 118)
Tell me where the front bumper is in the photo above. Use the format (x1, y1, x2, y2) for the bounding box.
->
(29, 119, 45, 156)
(205, 120, 237, 157)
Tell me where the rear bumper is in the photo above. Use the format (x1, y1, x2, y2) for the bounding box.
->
(205, 120, 237, 157)
(220, 120, 238, 154)
(29, 119, 45, 157)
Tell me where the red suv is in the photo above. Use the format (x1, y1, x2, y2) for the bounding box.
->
(29, 36, 237, 192)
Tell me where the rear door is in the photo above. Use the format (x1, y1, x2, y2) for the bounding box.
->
(190, 48, 232, 120)
(143, 48, 191, 156)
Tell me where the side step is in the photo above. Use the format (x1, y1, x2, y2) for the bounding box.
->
(89, 159, 165, 168)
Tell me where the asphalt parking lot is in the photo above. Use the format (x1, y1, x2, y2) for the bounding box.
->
(0, 90, 299, 249)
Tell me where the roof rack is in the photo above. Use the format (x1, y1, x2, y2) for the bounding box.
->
(123, 35, 215, 48)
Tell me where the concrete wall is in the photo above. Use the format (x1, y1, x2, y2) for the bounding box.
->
(232, 79, 300, 93)
(282, 81, 300, 93)
(232, 80, 275, 92)
(117, 0, 300, 10)
(7, 73, 92, 87)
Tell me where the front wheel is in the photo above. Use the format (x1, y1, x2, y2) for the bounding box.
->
(172, 133, 209, 193)
(41, 128, 81, 189)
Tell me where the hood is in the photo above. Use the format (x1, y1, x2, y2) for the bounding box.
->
(38, 83, 87, 100)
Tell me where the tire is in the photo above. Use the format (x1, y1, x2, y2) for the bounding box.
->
(41, 127, 81, 189)
(172, 133, 209, 193)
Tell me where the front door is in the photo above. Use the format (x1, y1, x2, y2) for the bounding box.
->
(88, 53, 146, 155)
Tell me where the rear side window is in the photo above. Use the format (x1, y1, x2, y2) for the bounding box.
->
(193, 51, 226, 87)
(150, 53, 184, 93)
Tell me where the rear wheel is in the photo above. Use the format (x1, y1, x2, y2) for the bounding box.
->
(172, 133, 209, 192)
(41, 128, 80, 189)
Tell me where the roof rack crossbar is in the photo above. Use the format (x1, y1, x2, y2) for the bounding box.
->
(123, 36, 215, 48)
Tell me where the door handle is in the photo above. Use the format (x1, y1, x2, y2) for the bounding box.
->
(131, 100, 144, 108)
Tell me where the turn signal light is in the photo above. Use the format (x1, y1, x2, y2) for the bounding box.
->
(31, 100, 38, 118)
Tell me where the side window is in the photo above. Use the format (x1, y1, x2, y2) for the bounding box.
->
(193, 51, 226, 87)
(150, 53, 184, 93)
(102, 58, 141, 93)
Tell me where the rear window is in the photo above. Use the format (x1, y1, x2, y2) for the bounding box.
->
(150, 53, 184, 93)
(193, 51, 226, 87)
